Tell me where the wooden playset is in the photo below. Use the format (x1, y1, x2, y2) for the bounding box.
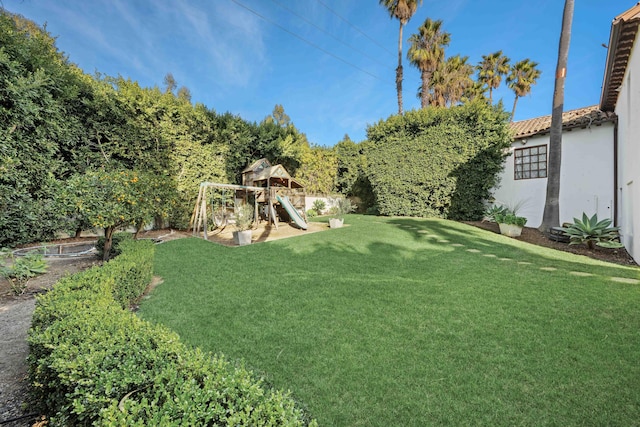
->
(190, 158, 307, 239)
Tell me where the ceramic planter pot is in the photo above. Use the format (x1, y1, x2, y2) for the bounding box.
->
(233, 230, 252, 246)
(329, 218, 344, 229)
(498, 223, 523, 237)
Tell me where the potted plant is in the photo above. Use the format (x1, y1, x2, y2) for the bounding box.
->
(493, 211, 527, 237)
(232, 204, 254, 246)
(329, 197, 356, 229)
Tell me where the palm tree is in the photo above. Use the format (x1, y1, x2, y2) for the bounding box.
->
(476, 50, 510, 103)
(407, 18, 451, 109)
(379, 0, 422, 115)
(441, 55, 474, 106)
(540, 0, 575, 232)
(506, 59, 541, 120)
(461, 80, 489, 104)
(423, 54, 474, 107)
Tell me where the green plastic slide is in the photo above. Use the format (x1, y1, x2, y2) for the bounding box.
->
(276, 195, 308, 230)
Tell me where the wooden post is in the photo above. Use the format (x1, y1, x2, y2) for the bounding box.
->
(200, 187, 208, 240)
(190, 184, 204, 234)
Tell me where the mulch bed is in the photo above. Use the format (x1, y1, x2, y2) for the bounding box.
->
(464, 221, 637, 267)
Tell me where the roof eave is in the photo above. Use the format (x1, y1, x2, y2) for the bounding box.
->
(600, 3, 640, 112)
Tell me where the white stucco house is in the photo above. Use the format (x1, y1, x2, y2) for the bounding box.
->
(493, 2, 640, 263)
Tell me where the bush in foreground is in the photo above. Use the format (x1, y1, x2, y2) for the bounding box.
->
(28, 239, 316, 426)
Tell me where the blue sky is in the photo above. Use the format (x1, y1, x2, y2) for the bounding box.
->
(3, 0, 633, 146)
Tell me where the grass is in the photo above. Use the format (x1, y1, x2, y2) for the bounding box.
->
(139, 215, 640, 426)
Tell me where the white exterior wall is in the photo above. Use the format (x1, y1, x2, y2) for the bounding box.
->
(614, 36, 640, 263)
(305, 196, 338, 214)
(492, 123, 615, 229)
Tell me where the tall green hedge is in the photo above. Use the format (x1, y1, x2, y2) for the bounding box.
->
(28, 240, 316, 426)
(364, 101, 512, 220)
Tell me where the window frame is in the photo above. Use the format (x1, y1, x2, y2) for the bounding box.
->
(514, 144, 548, 180)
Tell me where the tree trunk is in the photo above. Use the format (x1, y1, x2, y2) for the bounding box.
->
(103, 226, 115, 261)
(396, 21, 404, 115)
(510, 96, 519, 121)
(421, 70, 430, 109)
(540, 0, 574, 233)
(134, 220, 144, 239)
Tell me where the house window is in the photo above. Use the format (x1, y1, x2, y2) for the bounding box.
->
(514, 145, 547, 180)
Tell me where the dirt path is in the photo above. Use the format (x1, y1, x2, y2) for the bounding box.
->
(0, 299, 36, 426)
(0, 256, 99, 426)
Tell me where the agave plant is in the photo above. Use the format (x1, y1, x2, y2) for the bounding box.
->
(484, 204, 510, 222)
(561, 213, 623, 249)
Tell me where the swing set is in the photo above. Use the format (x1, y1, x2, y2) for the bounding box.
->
(189, 158, 307, 239)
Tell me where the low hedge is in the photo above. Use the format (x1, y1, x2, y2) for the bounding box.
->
(28, 239, 316, 426)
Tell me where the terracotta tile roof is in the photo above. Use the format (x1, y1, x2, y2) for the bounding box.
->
(509, 105, 616, 139)
(600, 3, 640, 111)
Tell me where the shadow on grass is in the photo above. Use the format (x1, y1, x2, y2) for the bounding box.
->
(145, 218, 640, 426)
(385, 217, 639, 281)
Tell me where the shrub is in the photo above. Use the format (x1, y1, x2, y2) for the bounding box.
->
(233, 204, 255, 231)
(364, 102, 512, 220)
(27, 239, 315, 426)
(329, 197, 356, 220)
(312, 199, 326, 215)
(306, 209, 318, 218)
(0, 248, 48, 295)
(562, 213, 623, 249)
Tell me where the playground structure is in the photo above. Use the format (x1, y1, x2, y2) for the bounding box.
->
(190, 158, 307, 239)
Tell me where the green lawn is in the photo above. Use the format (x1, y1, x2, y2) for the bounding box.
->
(139, 215, 640, 426)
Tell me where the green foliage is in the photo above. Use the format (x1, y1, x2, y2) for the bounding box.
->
(295, 145, 337, 195)
(0, 11, 88, 246)
(61, 169, 171, 259)
(485, 203, 526, 227)
(306, 209, 318, 218)
(493, 212, 527, 227)
(0, 10, 317, 242)
(562, 213, 623, 250)
(27, 239, 314, 426)
(330, 197, 357, 219)
(364, 101, 512, 219)
(0, 248, 47, 295)
(233, 204, 255, 231)
(483, 204, 510, 222)
(312, 199, 326, 214)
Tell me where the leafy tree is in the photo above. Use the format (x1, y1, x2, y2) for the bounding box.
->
(177, 85, 192, 102)
(265, 104, 291, 127)
(163, 72, 177, 94)
(407, 18, 451, 109)
(379, 0, 422, 115)
(295, 145, 337, 195)
(224, 109, 307, 185)
(0, 10, 89, 245)
(477, 51, 511, 103)
(540, 0, 574, 232)
(506, 59, 541, 120)
(334, 135, 360, 195)
(62, 169, 168, 260)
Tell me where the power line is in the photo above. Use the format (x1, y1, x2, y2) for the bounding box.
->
(230, 0, 383, 80)
(315, 0, 394, 57)
(269, 0, 393, 70)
